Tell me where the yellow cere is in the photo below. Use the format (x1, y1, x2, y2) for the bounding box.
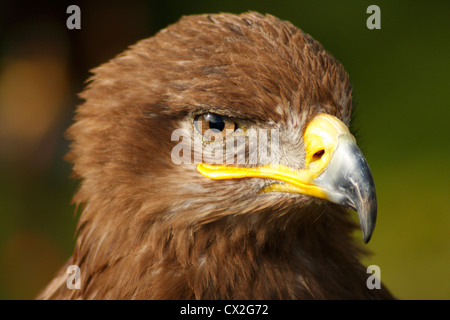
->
(303, 113, 355, 173)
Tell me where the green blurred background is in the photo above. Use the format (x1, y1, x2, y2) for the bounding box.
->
(0, 0, 448, 299)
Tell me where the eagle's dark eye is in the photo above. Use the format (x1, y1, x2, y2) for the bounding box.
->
(194, 113, 236, 141)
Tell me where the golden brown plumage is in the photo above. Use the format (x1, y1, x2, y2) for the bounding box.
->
(38, 12, 393, 299)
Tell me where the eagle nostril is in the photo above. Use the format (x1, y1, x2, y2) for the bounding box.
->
(312, 149, 325, 161)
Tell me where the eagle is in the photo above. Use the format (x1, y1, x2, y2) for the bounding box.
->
(38, 12, 394, 299)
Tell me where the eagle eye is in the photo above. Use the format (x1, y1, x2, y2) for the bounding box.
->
(194, 113, 236, 141)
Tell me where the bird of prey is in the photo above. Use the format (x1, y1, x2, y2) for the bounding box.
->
(38, 12, 394, 299)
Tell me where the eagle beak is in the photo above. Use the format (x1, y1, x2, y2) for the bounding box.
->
(197, 114, 377, 243)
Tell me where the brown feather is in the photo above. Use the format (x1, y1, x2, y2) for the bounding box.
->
(38, 12, 393, 299)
